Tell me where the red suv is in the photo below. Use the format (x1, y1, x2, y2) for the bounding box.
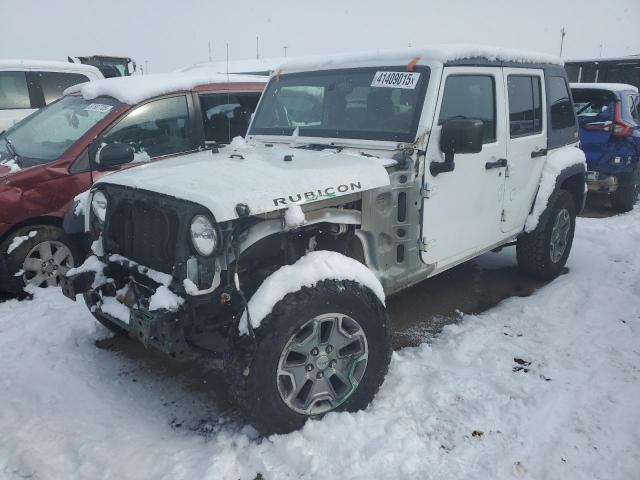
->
(0, 72, 266, 294)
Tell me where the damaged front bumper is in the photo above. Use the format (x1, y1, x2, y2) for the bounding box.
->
(62, 266, 193, 358)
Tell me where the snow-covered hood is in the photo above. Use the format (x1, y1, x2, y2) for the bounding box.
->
(95, 146, 391, 222)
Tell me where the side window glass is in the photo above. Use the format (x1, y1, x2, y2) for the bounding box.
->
(103, 96, 190, 159)
(549, 77, 576, 130)
(438, 75, 496, 143)
(37, 72, 90, 104)
(507, 75, 542, 137)
(0, 71, 31, 109)
(199, 93, 260, 143)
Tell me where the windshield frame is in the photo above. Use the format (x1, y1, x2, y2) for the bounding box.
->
(248, 66, 430, 144)
(0, 94, 123, 168)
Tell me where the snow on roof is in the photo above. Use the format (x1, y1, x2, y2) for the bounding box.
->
(177, 57, 284, 75)
(570, 82, 638, 93)
(0, 59, 102, 75)
(277, 44, 562, 73)
(64, 70, 268, 105)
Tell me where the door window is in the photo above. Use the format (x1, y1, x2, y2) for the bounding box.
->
(0, 71, 31, 109)
(37, 72, 90, 104)
(102, 95, 190, 158)
(199, 92, 260, 143)
(438, 75, 496, 143)
(629, 95, 640, 123)
(548, 77, 576, 130)
(507, 75, 542, 137)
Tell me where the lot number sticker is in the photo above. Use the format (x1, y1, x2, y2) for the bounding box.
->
(84, 103, 113, 113)
(371, 71, 421, 89)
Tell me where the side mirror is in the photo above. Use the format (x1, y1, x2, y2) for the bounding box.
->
(94, 142, 134, 171)
(431, 118, 484, 176)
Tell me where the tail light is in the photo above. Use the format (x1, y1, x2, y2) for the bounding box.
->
(583, 121, 613, 132)
(613, 101, 634, 137)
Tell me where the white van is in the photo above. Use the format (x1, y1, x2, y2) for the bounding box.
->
(0, 60, 103, 131)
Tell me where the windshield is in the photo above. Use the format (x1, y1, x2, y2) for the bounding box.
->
(0, 95, 121, 168)
(250, 66, 430, 143)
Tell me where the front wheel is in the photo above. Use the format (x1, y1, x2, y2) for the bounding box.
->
(0, 226, 83, 294)
(227, 279, 391, 434)
(516, 189, 576, 280)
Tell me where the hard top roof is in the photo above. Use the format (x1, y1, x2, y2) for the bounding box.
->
(0, 59, 102, 75)
(276, 44, 562, 74)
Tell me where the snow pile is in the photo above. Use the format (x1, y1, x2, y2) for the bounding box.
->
(66, 255, 108, 288)
(279, 44, 562, 74)
(525, 146, 586, 232)
(148, 285, 184, 312)
(6, 230, 36, 254)
(65, 71, 267, 105)
(239, 251, 385, 334)
(73, 190, 90, 216)
(1, 210, 639, 479)
(0, 158, 21, 173)
(284, 203, 306, 228)
(570, 82, 638, 93)
(100, 297, 130, 324)
(227, 136, 252, 150)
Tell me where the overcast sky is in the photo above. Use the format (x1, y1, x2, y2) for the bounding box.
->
(2, 0, 638, 73)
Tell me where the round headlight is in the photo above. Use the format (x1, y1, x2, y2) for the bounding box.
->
(91, 191, 108, 223)
(190, 215, 218, 256)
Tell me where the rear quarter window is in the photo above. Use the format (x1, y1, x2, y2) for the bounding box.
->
(37, 71, 90, 104)
(548, 76, 576, 130)
(0, 71, 31, 109)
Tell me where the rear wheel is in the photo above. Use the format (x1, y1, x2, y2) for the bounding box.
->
(227, 279, 391, 434)
(0, 226, 83, 294)
(611, 165, 640, 213)
(517, 189, 576, 280)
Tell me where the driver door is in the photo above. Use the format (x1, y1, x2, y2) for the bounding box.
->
(420, 67, 508, 272)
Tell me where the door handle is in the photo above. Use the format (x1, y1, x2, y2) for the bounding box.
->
(531, 148, 547, 158)
(485, 158, 507, 170)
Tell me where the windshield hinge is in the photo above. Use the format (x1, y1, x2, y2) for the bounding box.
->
(419, 237, 435, 252)
(420, 184, 435, 199)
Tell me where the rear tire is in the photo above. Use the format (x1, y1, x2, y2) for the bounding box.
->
(0, 226, 83, 294)
(226, 279, 391, 435)
(517, 189, 576, 281)
(611, 165, 640, 213)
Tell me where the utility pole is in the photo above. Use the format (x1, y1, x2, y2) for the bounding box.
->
(283, 46, 288, 57)
(208, 41, 212, 62)
(559, 27, 566, 57)
(599, 43, 603, 58)
(256, 36, 260, 60)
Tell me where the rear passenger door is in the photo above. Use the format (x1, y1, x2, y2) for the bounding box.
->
(501, 68, 547, 234)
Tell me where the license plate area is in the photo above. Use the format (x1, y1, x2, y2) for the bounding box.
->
(586, 171, 599, 182)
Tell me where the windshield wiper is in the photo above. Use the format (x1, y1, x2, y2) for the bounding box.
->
(1, 137, 21, 166)
(294, 143, 343, 152)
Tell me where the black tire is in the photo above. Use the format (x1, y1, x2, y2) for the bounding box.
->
(226, 279, 391, 435)
(83, 291, 127, 336)
(0, 226, 84, 294)
(517, 189, 576, 281)
(611, 165, 640, 213)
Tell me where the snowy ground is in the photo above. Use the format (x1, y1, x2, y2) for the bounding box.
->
(1, 209, 639, 480)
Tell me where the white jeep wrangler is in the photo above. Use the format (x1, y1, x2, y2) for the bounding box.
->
(63, 45, 586, 434)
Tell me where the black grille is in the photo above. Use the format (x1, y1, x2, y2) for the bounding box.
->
(107, 198, 179, 274)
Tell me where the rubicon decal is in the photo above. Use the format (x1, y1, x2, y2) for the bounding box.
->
(273, 182, 362, 206)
